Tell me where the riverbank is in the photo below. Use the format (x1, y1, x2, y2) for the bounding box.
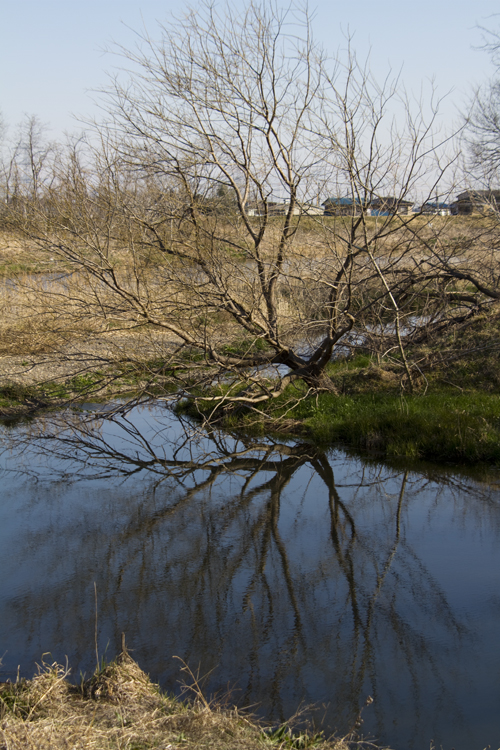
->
(0, 650, 359, 750)
(182, 311, 500, 466)
(2, 347, 500, 465)
(182, 383, 500, 466)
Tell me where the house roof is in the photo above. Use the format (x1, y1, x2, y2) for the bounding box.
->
(370, 196, 414, 207)
(322, 196, 360, 206)
(456, 190, 500, 201)
(422, 201, 450, 209)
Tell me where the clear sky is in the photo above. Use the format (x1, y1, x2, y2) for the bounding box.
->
(1, 0, 499, 142)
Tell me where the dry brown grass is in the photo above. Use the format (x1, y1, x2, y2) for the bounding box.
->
(0, 231, 56, 276)
(1, 217, 497, 400)
(0, 266, 183, 391)
(0, 273, 97, 356)
(0, 653, 353, 750)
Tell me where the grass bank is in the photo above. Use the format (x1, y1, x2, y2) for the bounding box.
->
(0, 374, 119, 421)
(270, 385, 500, 464)
(183, 348, 500, 466)
(0, 362, 179, 421)
(0, 651, 358, 750)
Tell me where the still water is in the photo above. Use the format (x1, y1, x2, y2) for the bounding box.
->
(0, 403, 499, 750)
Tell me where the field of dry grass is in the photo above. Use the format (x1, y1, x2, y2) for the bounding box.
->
(0, 231, 57, 276)
(0, 251, 183, 397)
(0, 651, 356, 750)
(0, 214, 498, 415)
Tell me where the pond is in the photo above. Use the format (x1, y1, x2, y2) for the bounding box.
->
(1, 403, 499, 750)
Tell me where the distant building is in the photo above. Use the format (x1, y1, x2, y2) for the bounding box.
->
(451, 190, 500, 215)
(295, 202, 324, 217)
(322, 197, 364, 216)
(369, 197, 415, 216)
(245, 201, 279, 217)
(245, 195, 418, 218)
(246, 200, 323, 217)
(420, 202, 451, 216)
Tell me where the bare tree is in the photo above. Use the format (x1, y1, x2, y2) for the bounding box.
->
(15, 2, 459, 407)
(1, 114, 58, 214)
(466, 23, 500, 182)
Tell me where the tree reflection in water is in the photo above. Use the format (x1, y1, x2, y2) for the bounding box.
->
(2, 404, 500, 749)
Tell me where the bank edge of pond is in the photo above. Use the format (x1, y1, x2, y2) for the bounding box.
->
(0, 368, 155, 422)
(272, 388, 500, 466)
(2, 352, 500, 467)
(0, 650, 375, 750)
(181, 360, 500, 467)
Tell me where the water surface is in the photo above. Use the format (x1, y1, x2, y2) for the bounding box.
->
(1, 404, 499, 750)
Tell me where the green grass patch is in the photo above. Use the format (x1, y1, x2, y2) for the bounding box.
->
(0, 382, 47, 411)
(284, 390, 500, 464)
(0, 261, 47, 276)
(182, 350, 500, 465)
(219, 336, 271, 357)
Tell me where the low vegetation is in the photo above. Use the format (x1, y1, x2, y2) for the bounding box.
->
(181, 382, 500, 466)
(0, 651, 358, 750)
(178, 309, 500, 466)
(0, 5, 500, 465)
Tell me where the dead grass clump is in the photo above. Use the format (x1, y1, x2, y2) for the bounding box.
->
(84, 652, 161, 708)
(0, 659, 71, 721)
(331, 364, 400, 395)
(0, 651, 354, 750)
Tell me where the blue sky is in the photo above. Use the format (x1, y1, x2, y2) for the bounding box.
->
(1, 0, 499, 141)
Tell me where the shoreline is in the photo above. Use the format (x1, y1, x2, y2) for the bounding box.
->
(0, 650, 360, 750)
(2, 356, 500, 467)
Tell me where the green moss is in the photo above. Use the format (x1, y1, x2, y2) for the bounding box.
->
(219, 336, 271, 356)
(0, 382, 46, 405)
(0, 262, 44, 275)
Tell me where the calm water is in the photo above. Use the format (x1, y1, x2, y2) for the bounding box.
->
(1, 404, 500, 750)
